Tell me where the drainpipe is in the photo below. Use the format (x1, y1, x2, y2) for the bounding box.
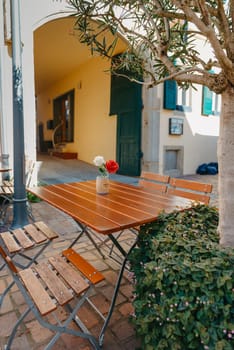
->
(10, 0, 28, 228)
(0, 1, 10, 179)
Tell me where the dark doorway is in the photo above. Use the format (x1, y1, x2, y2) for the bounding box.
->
(53, 89, 74, 144)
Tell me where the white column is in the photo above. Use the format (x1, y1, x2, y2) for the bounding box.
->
(142, 85, 161, 172)
(0, 0, 10, 167)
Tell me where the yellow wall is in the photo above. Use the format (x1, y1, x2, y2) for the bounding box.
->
(37, 56, 117, 164)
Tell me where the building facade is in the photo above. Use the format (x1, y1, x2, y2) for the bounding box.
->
(0, 0, 219, 178)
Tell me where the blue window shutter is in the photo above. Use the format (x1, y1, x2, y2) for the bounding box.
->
(202, 86, 213, 115)
(163, 80, 177, 109)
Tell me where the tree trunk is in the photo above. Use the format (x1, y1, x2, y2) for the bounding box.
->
(218, 85, 234, 247)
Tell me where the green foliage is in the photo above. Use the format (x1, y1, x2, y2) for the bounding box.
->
(129, 205, 234, 350)
(68, 0, 230, 92)
(26, 181, 46, 203)
(27, 191, 41, 203)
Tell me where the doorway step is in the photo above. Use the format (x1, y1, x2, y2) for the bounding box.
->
(52, 152, 78, 159)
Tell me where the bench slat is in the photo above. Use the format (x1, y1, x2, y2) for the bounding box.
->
(63, 248, 105, 285)
(1, 231, 21, 253)
(12, 228, 35, 249)
(35, 262, 73, 305)
(34, 221, 58, 239)
(19, 268, 56, 316)
(24, 224, 47, 244)
(49, 255, 89, 295)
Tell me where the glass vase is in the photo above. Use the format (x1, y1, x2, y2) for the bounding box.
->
(96, 175, 110, 194)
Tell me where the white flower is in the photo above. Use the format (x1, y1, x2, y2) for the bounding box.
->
(93, 156, 105, 167)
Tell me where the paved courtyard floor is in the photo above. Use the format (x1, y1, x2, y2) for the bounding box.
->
(0, 154, 219, 349)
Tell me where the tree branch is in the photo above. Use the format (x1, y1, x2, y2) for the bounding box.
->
(173, 0, 233, 71)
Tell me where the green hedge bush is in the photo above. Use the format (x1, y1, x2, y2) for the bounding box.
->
(129, 204, 234, 350)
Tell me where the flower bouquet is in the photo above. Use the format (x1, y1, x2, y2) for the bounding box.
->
(93, 156, 119, 194)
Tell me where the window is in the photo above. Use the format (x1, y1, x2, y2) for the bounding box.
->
(163, 81, 191, 111)
(212, 93, 221, 115)
(176, 86, 191, 112)
(53, 90, 74, 143)
(202, 86, 221, 116)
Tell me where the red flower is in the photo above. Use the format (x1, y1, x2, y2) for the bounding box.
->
(105, 160, 119, 174)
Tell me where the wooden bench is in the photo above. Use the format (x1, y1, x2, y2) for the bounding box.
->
(167, 177, 213, 204)
(0, 246, 104, 349)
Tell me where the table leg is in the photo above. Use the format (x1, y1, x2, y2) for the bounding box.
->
(108, 234, 128, 257)
(98, 238, 138, 346)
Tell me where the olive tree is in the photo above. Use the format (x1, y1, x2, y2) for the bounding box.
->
(68, 0, 234, 247)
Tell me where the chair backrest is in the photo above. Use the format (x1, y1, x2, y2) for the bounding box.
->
(167, 177, 213, 204)
(26, 160, 43, 187)
(139, 171, 170, 193)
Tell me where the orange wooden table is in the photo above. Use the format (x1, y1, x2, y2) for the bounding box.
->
(28, 180, 191, 234)
(28, 180, 192, 255)
(28, 180, 192, 346)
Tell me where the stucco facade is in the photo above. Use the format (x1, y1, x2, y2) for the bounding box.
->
(0, 0, 219, 177)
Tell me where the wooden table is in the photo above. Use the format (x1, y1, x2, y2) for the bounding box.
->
(28, 180, 191, 233)
(28, 180, 192, 345)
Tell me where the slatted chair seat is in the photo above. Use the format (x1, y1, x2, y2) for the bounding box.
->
(0, 246, 104, 350)
(0, 221, 58, 307)
(167, 177, 213, 204)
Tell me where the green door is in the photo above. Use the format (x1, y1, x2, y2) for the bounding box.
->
(110, 72, 143, 176)
(117, 109, 142, 176)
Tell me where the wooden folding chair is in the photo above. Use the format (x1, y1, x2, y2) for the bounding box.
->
(167, 177, 213, 204)
(0, 221, 58, 307)
(0, 159, 41, 223)
(139, 171, 170, 193)
(0, 246, 104, 350)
